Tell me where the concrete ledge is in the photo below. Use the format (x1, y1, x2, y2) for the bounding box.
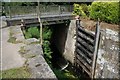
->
(22, 43, 57, 79)
(9, 24, 57, 79)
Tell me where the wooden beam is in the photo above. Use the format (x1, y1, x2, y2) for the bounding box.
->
(77, 30, 94, 46)
(77, 26, 95, 40)
(37, 2, 43, 45)
(77, 37, 94, 53)
(76, 56, 91, 77)
(76, 48, 92, 65)
(91, 21, 100, 79)
(76, 54, 92, 71)
(76, 42, 93, 58)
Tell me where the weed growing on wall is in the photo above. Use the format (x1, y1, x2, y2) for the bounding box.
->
(23, 26, 79, 79)
(42, 26, 53, 64)
(23, 26, 52, 63)
(24, 27, 40, 39)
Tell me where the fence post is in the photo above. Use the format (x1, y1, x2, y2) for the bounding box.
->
(59, 5, 61, 15)
(91, 20, 100, 79)
(37, 2, 43, 45)
(20, 19, 26, 34)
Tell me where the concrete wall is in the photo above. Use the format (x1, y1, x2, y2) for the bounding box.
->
(51, 20, 76, 64)
(95, 29, 119, 79)
(63, 20, 76, 64)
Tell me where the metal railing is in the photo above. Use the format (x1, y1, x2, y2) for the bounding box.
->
(3, 5, 73, 18)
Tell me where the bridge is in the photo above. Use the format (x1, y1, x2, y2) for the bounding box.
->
(2, 5, 74, 26)
(1, 5, 100, 79)
(3, 13, 74, 26)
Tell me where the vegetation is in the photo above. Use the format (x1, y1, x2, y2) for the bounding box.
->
(7, 30, 22, 44)
(7, 36, 16, 43)
(42, 27, 79, 79)
(23, 26, 78, 79)
(2, 67, 31, 78)
(89, 2, 119, 24)
(24, 27, 40, 39)
(73, 2, 119, 24)
(19, 46, 29, 55)
(73, 4, 87, 18)
(53, 69, 79, 80)
(42, 26, 53, 64)
(23, 26, 52, 63)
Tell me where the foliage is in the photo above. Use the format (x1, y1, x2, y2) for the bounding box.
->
(42, 26, 52, 63)
(80, 4, 90, 17)
(89, 2, 119, 24)
(24, 27, 40, 39)
(73, 3, 87, 18)
(42, 26, 79, 79)
(23, 26, 52, 63)
(42, 27, 52, 40)
(23, 26, 79, 79)
(73, 2, 119, 24)
(2, 67, 31, 78)
(53, 69, 78, 80)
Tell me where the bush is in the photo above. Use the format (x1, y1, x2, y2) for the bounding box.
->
(89, 2, 119, 24)
(24, 27, 40, 39)
(42, 27, 52, 40)
(73, 3, 87, 17)
(42, 26, 52, 64)
(80, 4, 90, 17)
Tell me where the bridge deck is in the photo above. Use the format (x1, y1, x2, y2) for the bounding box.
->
(2, 12, 74, 26)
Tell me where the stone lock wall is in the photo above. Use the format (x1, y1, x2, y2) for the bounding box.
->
(51, 19, 119, 79)
(95, 29, 119, 79)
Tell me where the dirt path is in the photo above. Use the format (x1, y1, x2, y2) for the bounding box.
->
(1, 27, 25, 70)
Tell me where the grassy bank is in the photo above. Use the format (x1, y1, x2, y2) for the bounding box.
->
(2, 67, 31, 78)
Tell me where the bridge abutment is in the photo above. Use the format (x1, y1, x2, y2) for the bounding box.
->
(51, 20, 76, 64)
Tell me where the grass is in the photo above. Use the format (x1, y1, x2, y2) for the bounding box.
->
(7, 37, 16, 43)
(2, 67, 31, 78)
(18, 46, 29, 55)
(53, 69, 79, 80)
(7, 31, 23, 44)
(7, 29, 16, 43)
(7, 36, 23, 44)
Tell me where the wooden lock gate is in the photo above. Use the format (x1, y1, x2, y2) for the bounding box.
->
(74, 19, 100, 78)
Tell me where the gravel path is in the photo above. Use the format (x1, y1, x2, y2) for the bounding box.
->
(1, 27, 25, 70)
